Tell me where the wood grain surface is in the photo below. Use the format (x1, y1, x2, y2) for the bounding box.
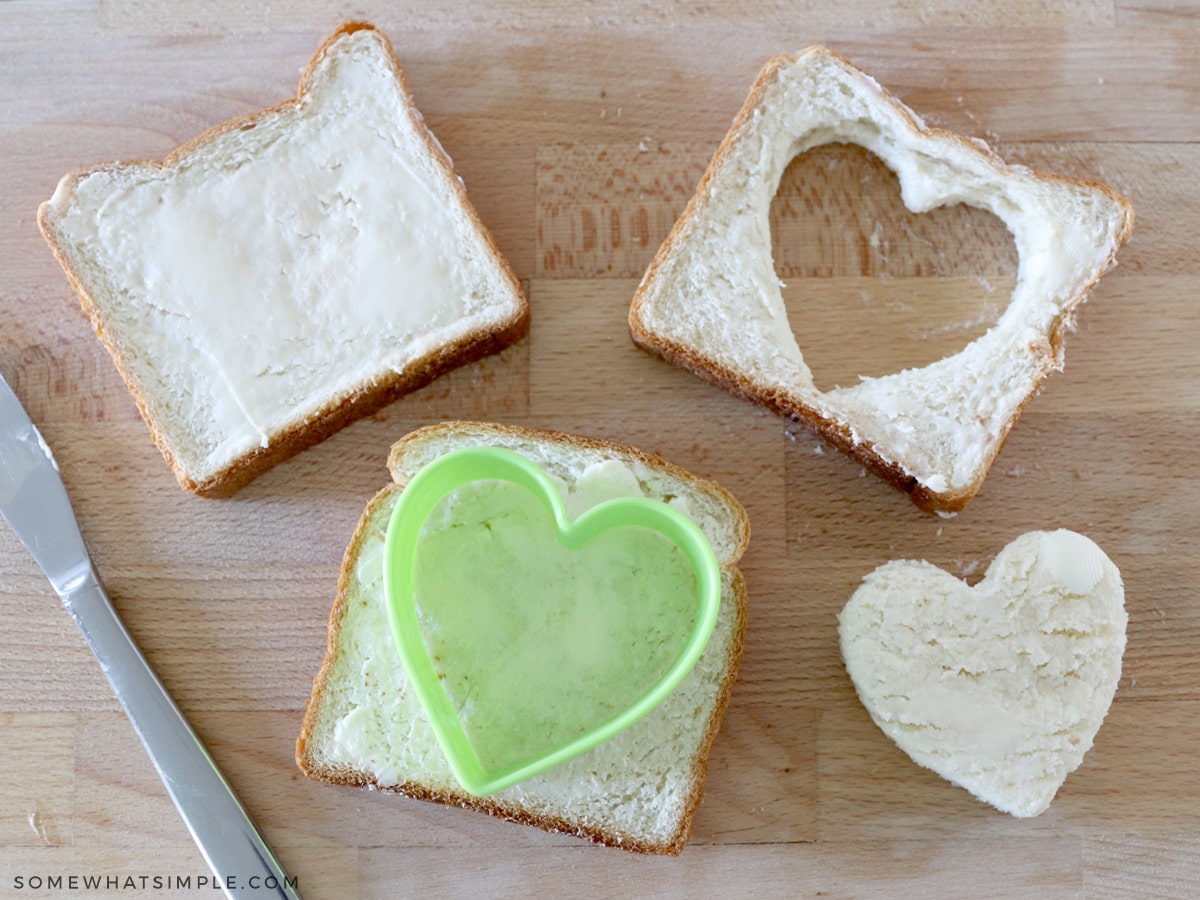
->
(1, 1, 1197, 896)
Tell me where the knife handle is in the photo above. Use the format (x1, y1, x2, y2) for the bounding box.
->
(64, 570, 300, 899)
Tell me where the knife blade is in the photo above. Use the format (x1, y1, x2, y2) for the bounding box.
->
(0, 372, 300, 899)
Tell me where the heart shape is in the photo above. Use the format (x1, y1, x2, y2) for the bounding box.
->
(383, 446, 721, 796)
(770, 142, 1014, 393)
(839, 530, 1127, 817)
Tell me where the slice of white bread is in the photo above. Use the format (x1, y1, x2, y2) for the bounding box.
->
(838, 530, 1127, 817)
(630, 47, 1133, 513)
(297, 421, 749, 854)
(38, 23, 528, 497)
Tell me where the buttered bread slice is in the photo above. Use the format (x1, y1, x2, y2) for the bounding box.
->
(39, 23, 528, 496)
(298, 421, 750, 854)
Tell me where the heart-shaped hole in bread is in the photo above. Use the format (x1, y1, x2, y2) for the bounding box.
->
(772, 143, 1017, 393)
(629, 46, 1132, 512)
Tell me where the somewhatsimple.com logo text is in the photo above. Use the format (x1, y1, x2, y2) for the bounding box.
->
(12, 873, 298, 892)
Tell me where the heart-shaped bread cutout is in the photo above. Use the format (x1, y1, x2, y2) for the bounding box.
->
(383, 446, 721, 796)
(630, 46, 1132, 512)
(838, 530, 1127, 817)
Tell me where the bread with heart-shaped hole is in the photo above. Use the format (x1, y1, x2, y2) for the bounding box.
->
(629, 47, 1133, 513)
(838, 529, 1127, 817)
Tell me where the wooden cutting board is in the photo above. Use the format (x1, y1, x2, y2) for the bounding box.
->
(2, 2, 1197, 895)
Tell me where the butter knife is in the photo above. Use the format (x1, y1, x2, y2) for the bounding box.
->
(0, 372, 299, 899)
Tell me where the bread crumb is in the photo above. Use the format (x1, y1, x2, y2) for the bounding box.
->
(28, 807, 51, 845)
(1006, 465, 1025, 477)
(902, 225, 934, 248)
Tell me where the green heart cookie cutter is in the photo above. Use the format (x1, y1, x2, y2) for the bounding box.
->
(383, 446, 722, 797)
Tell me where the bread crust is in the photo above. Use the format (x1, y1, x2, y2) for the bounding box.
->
(296, 421, 750, 854)
(629, 47, 1133, 514)
(37, 22, 530, 498)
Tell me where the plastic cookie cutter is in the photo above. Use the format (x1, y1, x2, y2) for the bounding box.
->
(383, 446, 721, 796)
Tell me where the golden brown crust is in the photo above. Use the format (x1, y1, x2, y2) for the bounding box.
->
(296, 422, 750, 854)
(37, 22, 529, 498)
(629, 45, 1133, 514)
(185, 319, 530, 497)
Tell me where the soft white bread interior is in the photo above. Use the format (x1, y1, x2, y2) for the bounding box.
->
(38, 23, 528, 497)
(297, 421, 749, 854)
(630, 47, 1133, 513)
(838, 529, 1127, 817)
